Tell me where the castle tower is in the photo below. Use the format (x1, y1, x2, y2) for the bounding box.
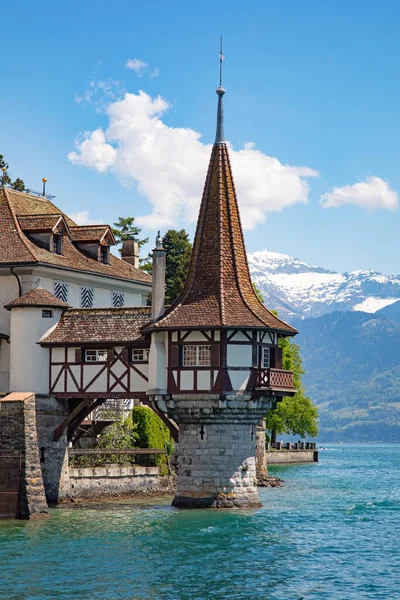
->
(144, 69, 298, 508)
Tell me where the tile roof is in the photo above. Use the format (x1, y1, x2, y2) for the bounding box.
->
(5, 287, 70, 310)
(69, 225, 115, 244)
(145, 143, 297, 335)
(0, 392, 35, 402)
(0, 188, 151, 286)
(18, 214, 67, 232)
(40, 307, 152, 345)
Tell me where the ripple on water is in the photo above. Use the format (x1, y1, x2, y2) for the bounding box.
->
(0, 445, 399, 599)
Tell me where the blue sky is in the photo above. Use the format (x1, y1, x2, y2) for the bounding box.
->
(2, 0, 400, 274)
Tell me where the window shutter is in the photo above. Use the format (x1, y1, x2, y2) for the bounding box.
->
(275, 347, 283, 369)
(107, 348, 115, 362)
(75, 348, 82, 363)
(211, 344, 220, 367)
(121, 347, 129, 362)
(169, 344, 179, 368)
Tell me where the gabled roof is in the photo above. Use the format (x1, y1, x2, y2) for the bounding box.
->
(145, 88, 297, 335)
(5, 287, 70, 310)
(18, 213, 70, 234)
(40, 307, 151, 345)
(69, 225, 116, 245)
(0, 188, 151, 286)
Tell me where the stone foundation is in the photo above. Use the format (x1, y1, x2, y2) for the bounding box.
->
(35, 396, 70, 503)
(265, 449, 318, 464)
(168, 394, 275, 509)
(0, 393, 48, 518)
(69, 465, 174, 499)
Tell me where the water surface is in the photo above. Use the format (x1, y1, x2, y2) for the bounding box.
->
(0, 444, 399, 599)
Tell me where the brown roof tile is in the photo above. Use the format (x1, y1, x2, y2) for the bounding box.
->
(18, 214, 67, 232)
(5, 287, 70, 310)
(146, 143, 296, 335)
(69, 225, 115, 244)
(40, 307, 151, 345)
(0, 189, 151, 286)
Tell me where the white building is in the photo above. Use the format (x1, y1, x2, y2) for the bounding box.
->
(0, 187, 152, 394)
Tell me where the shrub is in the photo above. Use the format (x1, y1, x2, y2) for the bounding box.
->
(131, 406, 174, 474)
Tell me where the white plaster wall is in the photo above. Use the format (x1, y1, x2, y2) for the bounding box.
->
(227, 344, 252, 368)
(228, 370, 250, 391)
(197, 370, 211, 390)
(180, 371, 194, 390)
(9, 307, 65, 394)
(0, 274, 19, 335)
(228, 330, 251, 342)
(148, 332, 167, 393)
(183, 331, 212, 342)
(38, 270, 146, 308)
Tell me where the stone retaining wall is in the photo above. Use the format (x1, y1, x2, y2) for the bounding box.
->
(0, 393, 48, 518)
(266, 450, 318, 465)
(69, 464, 174, 499)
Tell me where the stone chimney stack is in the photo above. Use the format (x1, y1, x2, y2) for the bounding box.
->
(151, 231, 166, 321)
(121, 238, 139, 268)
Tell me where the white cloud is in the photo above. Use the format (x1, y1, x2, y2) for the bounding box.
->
(126, 59, 147, 76)
(149, 68, 160, 79)
(68, 129, 117, 173)
(320, 176, 399, 211)
(69, 210, 104, 225)
(68, 90, 319, 229)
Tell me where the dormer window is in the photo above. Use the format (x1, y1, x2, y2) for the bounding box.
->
(100, 245, 110, 265)
(53, 234, 63, 255)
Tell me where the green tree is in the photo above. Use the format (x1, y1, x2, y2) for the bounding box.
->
(97, 417, 138, 450)
(112, 216, 149, 253)
(131, 406, 174, 473)
(12, 178, 25, 191)
(253, 282, 264, 303)
(163, 229, 192, 304)
(0, 155, 11, 187)
(143, 229, 192, 305)
(265, 337, 319, 442)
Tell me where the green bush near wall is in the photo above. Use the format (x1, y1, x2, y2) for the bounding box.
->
(131, 406, 174, 474)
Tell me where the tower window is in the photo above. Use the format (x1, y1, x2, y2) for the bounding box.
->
(182, 345, 211, 367)
(53, 234, 63, 255)
(261, 347, 270, 369)
(85, 349, 108, 362)
(100, 245, 110, 265)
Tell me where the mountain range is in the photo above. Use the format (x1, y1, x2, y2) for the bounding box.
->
(248, 250, 400, 442)
(248, 249, 400, 321)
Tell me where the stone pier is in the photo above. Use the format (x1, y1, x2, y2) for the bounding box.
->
(169, 395, 273, 508)
(0, 393, 48, 518)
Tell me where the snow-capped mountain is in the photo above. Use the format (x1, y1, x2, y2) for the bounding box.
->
(248, 249, 400, 320)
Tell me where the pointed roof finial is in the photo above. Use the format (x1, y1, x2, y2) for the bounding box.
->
(215, 35, 226, 144)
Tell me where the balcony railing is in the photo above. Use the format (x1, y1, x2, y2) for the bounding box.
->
(255, 368, 294, 391)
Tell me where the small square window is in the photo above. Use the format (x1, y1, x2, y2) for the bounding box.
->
(131, 349, 149, 362)
(85, 349, 108, 362)
(182, 345, 211, 367)
(42, 309, 53, 318)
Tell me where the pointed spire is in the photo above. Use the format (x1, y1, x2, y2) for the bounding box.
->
(215, 35, 226, 144)
(144, 46, 297, 335)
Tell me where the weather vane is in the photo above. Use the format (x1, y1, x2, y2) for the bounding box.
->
(219, 35, 226, 87)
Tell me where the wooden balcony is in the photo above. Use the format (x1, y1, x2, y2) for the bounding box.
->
(254, 368, 295, 395)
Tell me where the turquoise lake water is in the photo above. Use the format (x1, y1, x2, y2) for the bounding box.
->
(0, 444, 399, 599)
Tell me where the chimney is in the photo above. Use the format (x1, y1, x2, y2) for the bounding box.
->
(121, 238, 139, 268)
(151, 231, 166, 321)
